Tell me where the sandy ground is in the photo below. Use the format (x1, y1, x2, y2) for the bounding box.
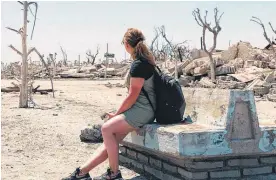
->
(1, 79, 147, 180)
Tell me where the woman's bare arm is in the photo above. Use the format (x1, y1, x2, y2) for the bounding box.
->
(114, 77, 144, 115)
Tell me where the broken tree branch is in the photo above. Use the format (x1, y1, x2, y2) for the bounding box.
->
(28, 2, 38, 40)
(251, 16, 272, 45)
(30, 47, 55, 98)
(9, 45, 23, 56)
(17, 1, 23, 5)
(27, 47, 35, 56)
(150, 27, 160, 52)
(269, 22, 276, 34)
(6, 27, 22, 34)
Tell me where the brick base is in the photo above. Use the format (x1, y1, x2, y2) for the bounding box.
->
(119, 145, 276, 180)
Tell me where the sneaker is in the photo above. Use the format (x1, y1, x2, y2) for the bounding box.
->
(61, 167, 92, 180)
(93, 168, 123, 180)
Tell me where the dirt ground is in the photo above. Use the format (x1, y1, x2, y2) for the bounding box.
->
(1, 79, 147, 180)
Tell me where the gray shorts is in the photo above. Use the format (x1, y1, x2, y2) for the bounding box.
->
(122, 102, 155, 129)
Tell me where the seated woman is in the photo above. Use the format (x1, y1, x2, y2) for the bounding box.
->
(62, 28, 156, 180)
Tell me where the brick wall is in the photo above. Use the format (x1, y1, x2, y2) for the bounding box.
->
(119, 146, 276, 180)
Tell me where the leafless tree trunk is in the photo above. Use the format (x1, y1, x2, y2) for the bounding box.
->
(60, 46, 67, 66)
(20, 1, 29, 107)
(86, 45, 100, 65)
(192, 8, 224, 83)
(49, 53, 57, 76)
(251, 17, 275, 54)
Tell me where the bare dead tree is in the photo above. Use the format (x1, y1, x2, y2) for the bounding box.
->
(251, 17, 275, 54)
(6, 1, 38, 108)
(86, 45, 100, 65)
(158, 25, 190, 79)
(150, 27, 160, 52)
(192, 7, 224, 82)
(158, 26, 178, 79)
(60, 46, 67, 66)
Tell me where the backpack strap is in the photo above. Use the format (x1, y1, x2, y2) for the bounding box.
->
(138, 57, 162, 74)
(141, 87, 155, 112)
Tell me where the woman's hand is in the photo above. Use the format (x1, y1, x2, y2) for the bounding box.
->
(106, 112, 116, 120)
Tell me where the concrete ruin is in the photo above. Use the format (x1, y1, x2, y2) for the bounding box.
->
(119, 88, 276, 180)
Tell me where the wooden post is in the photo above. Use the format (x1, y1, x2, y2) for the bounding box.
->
(19, 1, 29, 108)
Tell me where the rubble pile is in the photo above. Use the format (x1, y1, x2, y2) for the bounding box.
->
(1, 62, 131, 80)
(176, 42, 276, 102)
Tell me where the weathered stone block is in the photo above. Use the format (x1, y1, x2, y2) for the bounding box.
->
(177, 167, 208, 179)
(221, 45, 238, 61)
(253, 86, 270, 96)
(243, 166, 272, 175)
(198, 77, 216, 88)
(260, 157, 276, 164)
(214, 65, 236, 76)
(241, 174, 276, 180)
(144, 165, 163, 179)
(127, 149, 137, 159)
(163, 162, 178, 174)
(149, 157, 162, 169)
(227, 158, 259, 167)
(189, 161, 224, 169)
(267, 94, 276, 102)
(162, 173, 182, 180)
(119, 154, 129, 164)
(237, 42, 256, 60)
(269, 88, 276, 95)
(244, 60, 255, 67)
(193, 65, 209, 76)
(210, 170, 241, 178)
(228, 58, 244, 68)
(179, 76, 195, 87)
(119, 146, 126, 155)
(119, 155, 144, 170)
(137, 153, 149, 164)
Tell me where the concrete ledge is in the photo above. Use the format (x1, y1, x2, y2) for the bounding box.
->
(123, 124, 276, 158)
(122, 89, 276, 158)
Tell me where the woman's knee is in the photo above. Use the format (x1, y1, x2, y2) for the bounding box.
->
(101, 123, 112, 134)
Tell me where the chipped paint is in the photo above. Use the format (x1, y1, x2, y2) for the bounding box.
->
(259, 130, 276, 152)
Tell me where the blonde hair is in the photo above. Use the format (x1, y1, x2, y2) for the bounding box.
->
(123, 28, 155, 65)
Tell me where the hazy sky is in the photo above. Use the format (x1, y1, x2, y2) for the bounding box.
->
(1, 1, 276, 63)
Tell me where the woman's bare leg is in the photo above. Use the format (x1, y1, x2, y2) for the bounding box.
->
(80, 132, 127, 174)
(101, 114, 135, 174)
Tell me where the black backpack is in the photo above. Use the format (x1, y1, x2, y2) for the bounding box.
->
(141, 60, 186, 124)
